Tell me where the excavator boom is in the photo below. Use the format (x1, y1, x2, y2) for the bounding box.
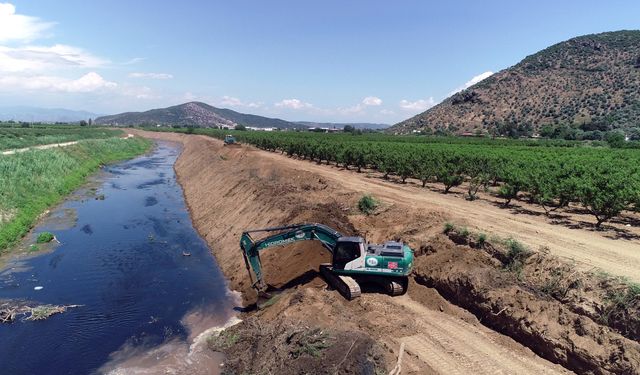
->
(240, 223, 343, 291)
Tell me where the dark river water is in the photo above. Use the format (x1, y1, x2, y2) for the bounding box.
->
(0, 142, 237, 374)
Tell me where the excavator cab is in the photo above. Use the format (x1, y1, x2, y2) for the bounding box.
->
(332, 237, 365, 270)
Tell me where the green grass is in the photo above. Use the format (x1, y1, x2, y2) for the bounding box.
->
(0, 137, 151, 252)
(36, 231, 54, 243)
(207, 330, 240, 350)
(0, 125, 122, 151)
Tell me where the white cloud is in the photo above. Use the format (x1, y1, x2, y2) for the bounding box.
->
(338, 96, 384, 115)
(449, 71, 494, 95)
(120, 85, 155, 99)
(399, 97, 436, 111)
(0, 72, 116, 93)
(0, 44, 107, 72)
(219, 95, 262, 108)
(379, 109, 395, 115)
(182, 92, 197, 101)
(0, 3, 55, 43)
(275, 98, 312, 110)
(128, 72, 173, 79)
(122, 57, 145, 65)
(362, 96, 382, 106)
(339, 104, 363, 115)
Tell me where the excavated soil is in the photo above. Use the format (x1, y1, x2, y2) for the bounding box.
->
(131, 130, 640, 374)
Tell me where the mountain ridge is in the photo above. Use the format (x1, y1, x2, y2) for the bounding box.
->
(390, 30, 640, 135)
(95, 102, 301, 129)
(0, 106, 100, 123)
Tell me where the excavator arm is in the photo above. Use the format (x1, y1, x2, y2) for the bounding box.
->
(240, 223, 343, 293)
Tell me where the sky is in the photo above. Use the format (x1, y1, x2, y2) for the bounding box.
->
(0, 1, 638, 124)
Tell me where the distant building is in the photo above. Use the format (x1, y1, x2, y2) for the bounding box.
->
(308, 127, 340, 133)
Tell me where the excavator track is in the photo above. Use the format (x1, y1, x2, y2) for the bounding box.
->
(319, 264, 361, 300)
(387, 280, 405, 296)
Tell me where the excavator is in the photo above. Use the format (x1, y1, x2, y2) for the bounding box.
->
(223, 134, 240, 146)
(240, 223, 413, 301)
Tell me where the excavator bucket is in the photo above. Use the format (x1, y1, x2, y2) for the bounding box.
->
(255, 289, 285, 310)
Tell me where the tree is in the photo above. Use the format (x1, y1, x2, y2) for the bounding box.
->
(464, 157, 490, 200)
(605, 131, 625, 148)
(498, 162, 526, 206)
(577, 167, 633, 227)
(88, 118, 93, 126)
(413, 153, 435, 187)
(343, 125, 355, 133)
(540, 124, 555, 138)
(79, 120, 88, 126)
(235, 124, 247, 131)
(435, 155, 465, 193)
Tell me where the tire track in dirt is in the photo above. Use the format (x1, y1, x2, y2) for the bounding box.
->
(392, 296, 570, 374)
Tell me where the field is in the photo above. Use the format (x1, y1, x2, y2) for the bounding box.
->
(154, 128, 640, 228)
(0, 124, 122, 151)
(132, 129, 640, 374)
(0, 135, 150, 252)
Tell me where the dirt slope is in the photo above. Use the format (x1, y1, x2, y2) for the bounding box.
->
(131, 130, 639, 374)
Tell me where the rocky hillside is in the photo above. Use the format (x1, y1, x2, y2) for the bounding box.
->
(391, 30, 640, 135)
(95, 102, 299, 129)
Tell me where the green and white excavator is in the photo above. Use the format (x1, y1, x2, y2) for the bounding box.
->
(240, 223, 414, 300)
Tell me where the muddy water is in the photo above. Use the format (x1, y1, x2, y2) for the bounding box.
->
(0, 142, 237, 374)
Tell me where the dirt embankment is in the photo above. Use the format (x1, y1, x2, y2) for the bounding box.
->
(132, 130, 639, 374)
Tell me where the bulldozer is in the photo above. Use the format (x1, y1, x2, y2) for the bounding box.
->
(240, 223, 413, 301)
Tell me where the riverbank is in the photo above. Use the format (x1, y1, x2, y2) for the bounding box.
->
(0, 141, 236, 374)
(133, 130, 640, 374)
(0, 137, 151, 252)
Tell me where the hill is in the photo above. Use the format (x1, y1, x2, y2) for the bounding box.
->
(294, 121, 389, 130)
(390, 30, 640, 136)
(0, 106, 100, 123)
(95, 102, 300, 129)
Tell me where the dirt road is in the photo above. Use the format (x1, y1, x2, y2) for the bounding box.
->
(1, 134, 135, 156)
(391, 295, 568, 374)
(1, 140, 79, 155)
(257, 150, 640, 282)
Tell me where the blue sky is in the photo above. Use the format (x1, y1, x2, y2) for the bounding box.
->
(0, 1, 638, 123)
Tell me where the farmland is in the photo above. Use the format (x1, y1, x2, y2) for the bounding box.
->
(0, 134, 150, 252)
(0, 124, 122, 151)
(153, 128, 640, 228)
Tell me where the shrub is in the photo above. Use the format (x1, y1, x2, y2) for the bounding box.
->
(358, 194, 378, 215)
(459, 226, 470, 237)
(477, 233, 487, 246)
(443, 222, 455, 234)
(36, 232, 54, 243)
(505, 238, 532, 276)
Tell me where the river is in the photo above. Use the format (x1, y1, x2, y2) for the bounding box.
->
(0, 141, 237, 374)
